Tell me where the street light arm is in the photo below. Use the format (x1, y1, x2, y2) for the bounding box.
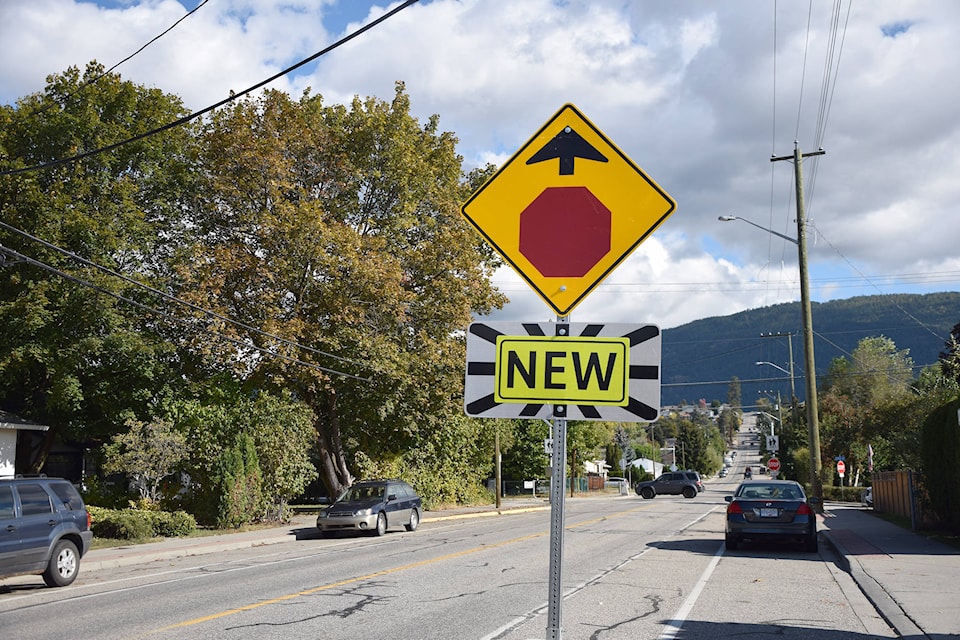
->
(755, 361, 791, 375)
(718, 216, 798, 245)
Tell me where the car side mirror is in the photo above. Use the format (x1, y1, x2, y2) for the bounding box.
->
(387, 494, 397, 502)
(724, 496, 733, 503)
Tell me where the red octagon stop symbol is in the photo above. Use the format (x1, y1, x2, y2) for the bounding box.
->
(519, 186, 611, 277)
(767, 457, 781, 472)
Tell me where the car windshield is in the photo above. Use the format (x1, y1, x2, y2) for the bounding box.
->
(341, 485, 385, 502)
(737, 484, 803, 500)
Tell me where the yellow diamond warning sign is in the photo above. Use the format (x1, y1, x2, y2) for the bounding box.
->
(461, 104, 676, 316)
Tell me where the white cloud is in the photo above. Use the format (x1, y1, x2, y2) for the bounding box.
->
(1, 0, 958, 330)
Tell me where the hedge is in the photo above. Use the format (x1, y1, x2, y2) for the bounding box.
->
(88, 506, 197, 540)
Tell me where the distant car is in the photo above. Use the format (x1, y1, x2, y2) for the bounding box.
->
(724, 480, 818, 552)
(635, 472, 699, 499)
(0, 476, 94, 587)
(317, 479, 422, 537)
(719, 468, 728, 478)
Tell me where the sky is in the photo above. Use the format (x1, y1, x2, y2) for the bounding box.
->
(1, 0, 958, 332)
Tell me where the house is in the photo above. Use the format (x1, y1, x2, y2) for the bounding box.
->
(0, 411, 49, 476)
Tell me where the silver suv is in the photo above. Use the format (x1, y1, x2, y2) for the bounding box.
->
(0, 476, 93, 587)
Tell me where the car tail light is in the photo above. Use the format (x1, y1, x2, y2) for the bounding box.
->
(86, 509, 92, 529)
(796, 502, 813, 516)
(726, 500, 743, 514)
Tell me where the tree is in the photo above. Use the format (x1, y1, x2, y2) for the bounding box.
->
(939, 321, 960, 386)
(0, 62, 197, 469)
(727, 377, 742, 409)
(178, 84, 504, 499)
(820, 336, 915, 481)
(102, 418, 187, 503)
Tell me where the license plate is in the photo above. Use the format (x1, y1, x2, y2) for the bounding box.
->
(759, 508, 779, 518)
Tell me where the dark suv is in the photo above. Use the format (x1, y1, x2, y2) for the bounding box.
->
(0, 476, 93, 587)
(635, 472, 700, 499)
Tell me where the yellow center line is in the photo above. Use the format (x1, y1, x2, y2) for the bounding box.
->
(152, 501, 654, 633)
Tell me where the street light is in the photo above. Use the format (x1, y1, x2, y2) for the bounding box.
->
(720, 202, 823, 504)
(755, 361, 797, 406)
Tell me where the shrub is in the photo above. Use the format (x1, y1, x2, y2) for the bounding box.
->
(89, 507, 153, 540)
(87, 506, 197, 539)
(145, 510, 197, 537)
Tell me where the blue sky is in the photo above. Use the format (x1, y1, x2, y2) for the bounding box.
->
(1, 0, 958, 333)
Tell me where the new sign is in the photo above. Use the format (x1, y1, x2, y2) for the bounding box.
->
(460, 104, 676, 316)
(464, 321, 661, 422)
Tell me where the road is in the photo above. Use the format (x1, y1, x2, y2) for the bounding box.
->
(1, 433, 894, 639)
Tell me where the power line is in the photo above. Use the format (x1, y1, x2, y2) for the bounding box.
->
(0, 0, 420, 177)
(0, 242, 373, 383)
(0, 220, 375, 370)
(16, 0, 211, 122)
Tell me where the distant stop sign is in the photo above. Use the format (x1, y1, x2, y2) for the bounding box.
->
(767, 457, 781, 472)
(837, 460, 846, 476)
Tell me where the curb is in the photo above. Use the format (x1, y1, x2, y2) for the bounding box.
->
(821, 529, 924, 638)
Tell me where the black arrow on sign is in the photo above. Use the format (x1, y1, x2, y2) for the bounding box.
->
(526, 126, 608, 175)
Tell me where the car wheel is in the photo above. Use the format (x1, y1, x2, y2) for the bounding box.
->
(374, 512, 388, 536)
(640, 487, 655, 500)
(405, 508, 420, 532)
(682, 486, 696, 499)
(725, 535, 739, 551)
(42, 539, 80, 587)
(804, 534, 819, 553)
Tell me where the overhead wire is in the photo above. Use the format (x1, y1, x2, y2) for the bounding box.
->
(0, 219, 375, 370)
(0, 241, 373, 383)
(0, 0, 420, 177)
(13, 0, 211, 123)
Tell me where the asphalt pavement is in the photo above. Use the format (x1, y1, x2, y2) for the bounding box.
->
(21, 496, 960, 639)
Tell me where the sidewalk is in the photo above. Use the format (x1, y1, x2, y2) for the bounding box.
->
(81, 498, 550, 572)
(819, 502, 960, 639)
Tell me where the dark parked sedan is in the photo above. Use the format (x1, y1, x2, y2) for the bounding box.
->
(317, 479, 422, 537)
(724, 480, 818, 552)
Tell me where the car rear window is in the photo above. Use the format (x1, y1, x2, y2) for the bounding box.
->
(739, 484, 803, 500)
(49, 481, 84, 511)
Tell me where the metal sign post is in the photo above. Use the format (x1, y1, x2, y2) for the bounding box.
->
(546, 413, 567, 639)
(546, 318, 570, 640)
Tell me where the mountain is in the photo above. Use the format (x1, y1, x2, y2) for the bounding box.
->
(660, 292, 959, 407)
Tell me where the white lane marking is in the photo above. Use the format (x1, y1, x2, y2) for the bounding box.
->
(658, 540, 726, 640)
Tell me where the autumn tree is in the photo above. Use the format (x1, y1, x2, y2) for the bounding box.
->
(178, 83, 504, 499)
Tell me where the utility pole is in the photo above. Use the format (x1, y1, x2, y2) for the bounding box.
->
(771, 142, 825, 505)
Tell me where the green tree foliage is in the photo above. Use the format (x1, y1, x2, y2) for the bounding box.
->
(727, 377, 742, 409)
(939, 321, 960, 386)
(102, 418, 187, 503)
(500, 419, 549, 482)
(820, 337, 914, 481)
(0, 63, 198, 469)
(214, 434, 265, 529)
(920, 397, 960, 529)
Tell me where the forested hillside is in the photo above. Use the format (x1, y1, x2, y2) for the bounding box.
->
(661, 292, 959, 407)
